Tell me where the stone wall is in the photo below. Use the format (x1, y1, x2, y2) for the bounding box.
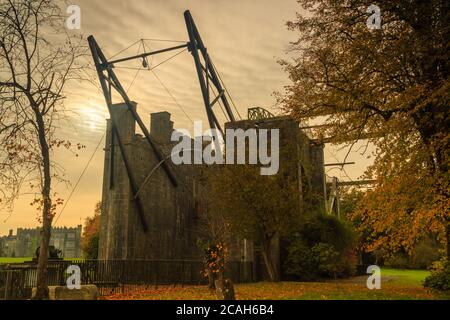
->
(99, 103, 201, 260)
(98, 104, 326, 279)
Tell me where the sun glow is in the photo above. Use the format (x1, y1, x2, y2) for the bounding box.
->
(80, 105, 107, 132)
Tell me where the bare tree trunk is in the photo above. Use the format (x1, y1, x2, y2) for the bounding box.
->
(214, 279, 235, 300)
(261, 250, 275, 282)
(261, 236, 279, 282)
(32, 111, 52, 300)
(207, 270, 217, 289)
(34, 205, 51, 299)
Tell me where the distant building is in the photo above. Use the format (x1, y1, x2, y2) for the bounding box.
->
(0, 225, 82, 258)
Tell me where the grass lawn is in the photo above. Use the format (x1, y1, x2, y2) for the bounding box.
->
(103, 268, 450, 300)
(380, 268, 430, 285)
(0, 257, 81, 264)
(0, 257, 33, 264)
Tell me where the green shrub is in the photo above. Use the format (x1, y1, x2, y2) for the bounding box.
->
(283, 214, 357, 280)
(283, 236, 316, 281)
(82, 232, 99, 259)
(423, 259, 450, 291)
(311, 243, 340, 278)
(301, 214, 356, 251)
(412, 238, 441, 269)
(385, 253, 410, 269)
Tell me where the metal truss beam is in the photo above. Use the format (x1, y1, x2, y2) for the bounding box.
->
(88, 36, 181, 232)
(88, 36, 178, 188)
(103, 43, 188, 68)
(248, 107, 275, 120)
(324, 162, 355, 167)
(184, 10, 236, 135)
(88, 10, 239, 230)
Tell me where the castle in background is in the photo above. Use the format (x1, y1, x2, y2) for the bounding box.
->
(0, 225, 82, 258)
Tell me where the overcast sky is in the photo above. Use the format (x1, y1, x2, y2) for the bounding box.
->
(0, 0, 374, 236)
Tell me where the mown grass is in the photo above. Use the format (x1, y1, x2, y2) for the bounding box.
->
(103, 268, 450, 300)
(0, 257, 33, 264)
(0, 257, 80, 264)
(380, 268, 429, 285)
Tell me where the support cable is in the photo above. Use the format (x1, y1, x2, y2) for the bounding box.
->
(210, 60, 242, 120)
(108, 38, 186, 60)
(54, 133, 105, 225)
(127, 67, 142, 93)
(114, 47, 187, 71)
(210, 85, 229, 122)
(325, 148, 353, 182)
(109, 39, 142, 60)
(151, 69, 194, 124)
(142, 38, 187, 43)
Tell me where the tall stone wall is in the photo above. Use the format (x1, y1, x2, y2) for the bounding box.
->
(99, 103, 201, 260)
(98, 104, 326, 270)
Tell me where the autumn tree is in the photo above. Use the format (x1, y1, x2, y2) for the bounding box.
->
(280, 1, 449, 259)
(339, 188, 365, 220)
(0, 0, 86, 298)
(81, 201, 101, 259)
(207, 164, 299, 281)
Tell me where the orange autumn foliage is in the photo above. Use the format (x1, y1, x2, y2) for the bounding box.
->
(280, 0, 450, 259)
(350, 161, 449, 257)
(81, 202, 101, 259)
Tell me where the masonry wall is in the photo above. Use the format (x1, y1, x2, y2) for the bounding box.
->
(98, 103, 326, 273)
(99, 103, 201, 260)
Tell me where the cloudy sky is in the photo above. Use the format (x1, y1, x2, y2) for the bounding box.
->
(0, 0, 373, 236)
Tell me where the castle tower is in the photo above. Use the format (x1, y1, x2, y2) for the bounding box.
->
(99, 103, 200, 260)
(99, 102, 136, 259)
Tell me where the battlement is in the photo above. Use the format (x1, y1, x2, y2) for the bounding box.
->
(0, 225, 82, 258)
(150, 111, 174, 144)
(106, 102, 175, 146)
(12, 225, 81, 235)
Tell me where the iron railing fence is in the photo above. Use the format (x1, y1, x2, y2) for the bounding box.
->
(0, 259, 253, 299)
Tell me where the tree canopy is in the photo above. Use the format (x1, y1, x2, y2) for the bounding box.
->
(81, 202, 101, 259)
(280, 0, 449, 258)
(206, 163, 299, 281)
